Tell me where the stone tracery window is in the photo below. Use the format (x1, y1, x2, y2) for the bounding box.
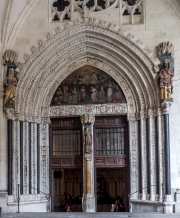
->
(49, 0, 144, 25)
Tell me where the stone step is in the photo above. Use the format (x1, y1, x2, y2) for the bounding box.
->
(1, 213, 180, 218)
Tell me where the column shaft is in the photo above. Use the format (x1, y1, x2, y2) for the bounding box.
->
(148, 112, 156, 201)
(8, 119, 13, 195)
(164, 114, 171, 196)
(157, 112, 164, 201)
(140, 118, 147, 200)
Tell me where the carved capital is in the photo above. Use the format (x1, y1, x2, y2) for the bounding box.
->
(4, 107, 16, 120)
(139, 110, 148, 119)
(161, 101, 172, 114)
(148, 108, 156, 118)
(80, 114, 95, 124)
(41, 117, 51, 125)
(127, 113, 136, 121)
(3, 50, 18, 65)
(157, 108, 163, 116)
(84, 153, 92, 161)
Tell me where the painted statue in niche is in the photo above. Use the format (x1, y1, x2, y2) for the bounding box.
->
(159, 59, 173, 100)
(157, 41, 174, 101)
(4, 68, 18, 106)
(51, 66, 126, 106)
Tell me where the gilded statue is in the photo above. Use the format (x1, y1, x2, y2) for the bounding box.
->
(4, 68, 17, 106)
(159, 59, 173, 100)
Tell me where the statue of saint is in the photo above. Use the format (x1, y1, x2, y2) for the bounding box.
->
(84, 127, 92, 154)
(159, 59, 173, 100)
(4, 68, 17, 106)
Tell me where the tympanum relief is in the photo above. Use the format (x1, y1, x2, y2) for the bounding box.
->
(51, 65, 126, 106)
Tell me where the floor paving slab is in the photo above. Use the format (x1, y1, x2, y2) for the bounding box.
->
(1, 213, 180, 218)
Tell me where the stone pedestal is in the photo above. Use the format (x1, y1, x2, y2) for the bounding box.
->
(175, 189, 180, 213)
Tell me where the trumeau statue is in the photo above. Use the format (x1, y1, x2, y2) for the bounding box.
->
(4, 68, 18, 106)
(84, 127, 92, 154)
(159, 59, 173, 101)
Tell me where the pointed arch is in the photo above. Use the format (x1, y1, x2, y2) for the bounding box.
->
(15, 18, 160, 122)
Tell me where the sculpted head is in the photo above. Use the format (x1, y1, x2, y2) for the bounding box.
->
(163, 59, 169, 69)
(8, 68, 15, 77)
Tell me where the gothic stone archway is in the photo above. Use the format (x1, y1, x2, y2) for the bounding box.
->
(4, 18, 167, 213)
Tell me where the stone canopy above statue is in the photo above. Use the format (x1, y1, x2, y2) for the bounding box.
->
(51, 66, 126, 106)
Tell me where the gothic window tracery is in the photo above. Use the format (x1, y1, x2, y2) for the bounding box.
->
(50, 0, 144, 25)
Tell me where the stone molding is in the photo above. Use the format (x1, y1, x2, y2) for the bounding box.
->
(14, 18, 159, 123)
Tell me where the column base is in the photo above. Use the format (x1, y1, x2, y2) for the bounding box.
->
(82, 193, 96, 212)
(0, 191, 8, 213)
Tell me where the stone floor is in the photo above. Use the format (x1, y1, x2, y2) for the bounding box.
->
(1, 213, 180, 218)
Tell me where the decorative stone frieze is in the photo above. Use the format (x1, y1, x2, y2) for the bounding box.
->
(50, 104, 128, 117)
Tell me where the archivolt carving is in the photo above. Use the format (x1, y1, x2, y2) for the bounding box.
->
(15, 18, 159, 123)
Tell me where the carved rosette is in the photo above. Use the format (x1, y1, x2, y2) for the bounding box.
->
(80, 114, 95, 124)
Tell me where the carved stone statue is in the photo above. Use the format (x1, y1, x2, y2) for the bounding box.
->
(4, 68, 17, 106)
(84, 127, 92, 154)
(159, 59, 173, 100)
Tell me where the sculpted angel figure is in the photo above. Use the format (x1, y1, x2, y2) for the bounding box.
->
(159, 59, 173, 100)
(84, 127, 92, 154)
(4, 68, 17, 106)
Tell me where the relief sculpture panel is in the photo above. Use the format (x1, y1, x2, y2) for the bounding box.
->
(51, 65, 126, 106)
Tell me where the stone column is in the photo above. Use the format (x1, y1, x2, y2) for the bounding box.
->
(0, 86, 9, 212)
(40, 118, 50, 195)
(80, 114, 96, 212)
(157, 108, 164, 201)
(161, 102, 171, 201)
(139, 111, 147, 200)
(148, 109, 156, 201)
(161, 101, 174, 213)
(128, 114, 138, 201)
